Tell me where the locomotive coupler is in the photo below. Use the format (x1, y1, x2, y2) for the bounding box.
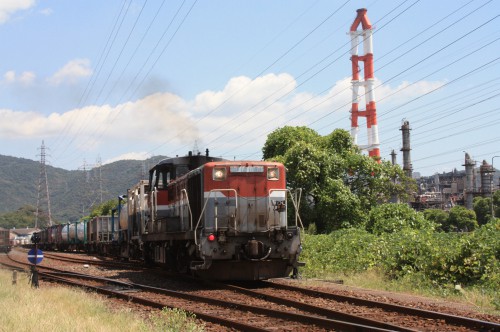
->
(190, 256, 212, 270)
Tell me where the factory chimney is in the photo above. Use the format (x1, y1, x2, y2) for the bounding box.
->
(349, 8, 380, 162)
(390, 149, 397, 165)
(400, 121, 412, 178)
(463, 152, 476, 210)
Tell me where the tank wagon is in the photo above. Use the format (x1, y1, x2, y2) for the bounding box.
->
(0, 227, 11, 253)
(59, 220, 87, 251)
(33, 151, 304, 280)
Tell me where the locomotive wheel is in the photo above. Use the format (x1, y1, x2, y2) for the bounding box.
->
(175, 246, 190, 274)
(143, 244, 153, 267)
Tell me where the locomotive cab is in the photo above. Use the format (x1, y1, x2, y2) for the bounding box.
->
(141, 151, 303, 280)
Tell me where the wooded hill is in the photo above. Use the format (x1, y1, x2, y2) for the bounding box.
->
(0, 154, 166, 227)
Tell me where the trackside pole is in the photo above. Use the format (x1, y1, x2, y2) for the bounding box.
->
(29, 233, 41, 288)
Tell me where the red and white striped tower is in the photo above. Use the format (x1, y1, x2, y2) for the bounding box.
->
(349, 8, 380, 161)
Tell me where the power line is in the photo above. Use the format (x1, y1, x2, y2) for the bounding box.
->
(51, 0, 134, 159)
(206, 1, 423, 155)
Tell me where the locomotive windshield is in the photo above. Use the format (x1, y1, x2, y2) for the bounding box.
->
(150, 169, 171, 189)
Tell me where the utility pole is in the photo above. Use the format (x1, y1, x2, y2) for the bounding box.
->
(35, 140, 53, 228)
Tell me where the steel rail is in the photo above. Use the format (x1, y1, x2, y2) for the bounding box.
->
(263, 280, 500, 331)
(39, 271, 398, 332)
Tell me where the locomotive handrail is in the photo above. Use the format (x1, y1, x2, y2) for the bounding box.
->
(288, 188, 303, 229)
(193, 189, 238, 246)
(152, 188, 158, 223)
(180, 189, 193, 230)
(268, 189, 287, 229)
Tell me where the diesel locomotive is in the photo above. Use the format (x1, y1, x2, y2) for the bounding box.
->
(36, 151, 304, 280)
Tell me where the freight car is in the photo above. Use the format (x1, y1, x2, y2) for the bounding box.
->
(35, 151, 304, 280)
(38, 216, 111, 254)
(0, 227, 11, 253)
(59, 220, 87, 251)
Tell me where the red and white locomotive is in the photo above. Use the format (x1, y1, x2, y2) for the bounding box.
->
(120, 150, 303, 280)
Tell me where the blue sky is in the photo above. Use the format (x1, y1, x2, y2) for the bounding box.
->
(1, 0, 499, 175)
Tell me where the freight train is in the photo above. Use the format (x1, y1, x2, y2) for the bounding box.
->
(36, 151, 304, 280)
(0, 227, 11, 253)
(0, 227, 11, 252)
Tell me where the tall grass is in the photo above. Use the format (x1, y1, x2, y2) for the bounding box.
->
(0, 269, 204, 332)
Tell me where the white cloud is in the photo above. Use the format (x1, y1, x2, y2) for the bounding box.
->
(18, 71, 36, 85)
(0, 0, 35, 24)
(0, 91, 198, 145)
(0, 73, 446, 168)
(3, 71, 15, 82)
(375, 79, 446, 105)
(47, 59, 93, 85)
(2, 70, 36, 85)
(39, 8, 53, 16)
(103, 152, 150, 165)
(193, 73, 296, 115)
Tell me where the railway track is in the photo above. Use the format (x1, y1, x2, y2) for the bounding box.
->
(41, 251, 144, 269)
(3, 250, 499, 331)
(213, 280, 500, 331)
(2, 252, 405, 331)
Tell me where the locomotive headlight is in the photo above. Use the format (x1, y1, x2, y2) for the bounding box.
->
(207, 233, 216, 242)
(213, 167, 226, 181)
(267, 167, 279, 180)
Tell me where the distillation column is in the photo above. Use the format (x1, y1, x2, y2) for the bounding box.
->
(463, 153, 476, 210)
(400, 121, 412, 178)
(349, 8, 380, 161)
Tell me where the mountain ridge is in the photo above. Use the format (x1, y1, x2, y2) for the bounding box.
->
(0, 154, 167, 224)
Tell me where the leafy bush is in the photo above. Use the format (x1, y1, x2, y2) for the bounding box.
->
(302, 220, 499, 292)
(377, 228, 436, 279)
(367, 203, 435, 235)
(301, 229, 379, 277)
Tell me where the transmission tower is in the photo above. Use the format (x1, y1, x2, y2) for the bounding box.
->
(79, 157, 104, 215)
(35, 140, 53, 228)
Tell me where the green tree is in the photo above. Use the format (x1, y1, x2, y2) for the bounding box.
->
(263, 126, 415, 233)
(447, 205, 478, 232)
(473, 197, 492, 226)
(89, 199, 117, 218)
(493, 190, 500, 218)
(423, 209, 449, 232)
(317, 178, 364, 231)
(323, 129, 359, 157)
(282, 141, 344, 230)
(262, 126, 321, 160)
(0, 205, 51, 229)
